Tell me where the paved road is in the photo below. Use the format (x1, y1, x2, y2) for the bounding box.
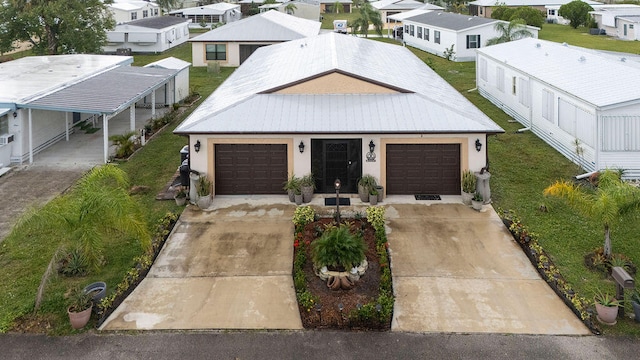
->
(0, 332, 638, 359)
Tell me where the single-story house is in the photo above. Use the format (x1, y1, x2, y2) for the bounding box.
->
(108, 0, 161, 24)
(189, 10, 321, 67)
(238, 0, 284, 15)
(259, 1, 321, 21)
(469, 0, 601, 19)
(0, 55, 180, 166)
(370, 0, 427, 23)
(144, 57, 192, 104)
(104, 16, 191, 54)
(402, 12, 539, 62)
(476, 38, 640, 178)
(590, 6, 640, 40)
(169, 3, 242, 29)
(319, 0, 352, 14)
(385, 5, 445, 39)
(174, 32, 503, 197)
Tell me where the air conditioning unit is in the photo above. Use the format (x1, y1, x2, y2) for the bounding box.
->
(0, 134, 15, 145)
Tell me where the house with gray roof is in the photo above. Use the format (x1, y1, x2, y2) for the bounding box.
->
(402, 11, 539, 62)
(0, 55, 181, 166)
(174, 32, 503, 198)
(477, 38, 640, 178)
(169, 3, 242, 29)
(468, 0, 601, 19)
(370, 0, 427, 23)
(189, 10, 321, 66)
(104, 16, 191, 54)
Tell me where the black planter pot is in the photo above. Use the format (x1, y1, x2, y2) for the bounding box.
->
(632, 301, 640, 323)
(84, 282, 107, 304)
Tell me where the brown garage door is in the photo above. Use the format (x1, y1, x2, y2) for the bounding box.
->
(215, 144, 287, 195)
(386, 144, 460, 195)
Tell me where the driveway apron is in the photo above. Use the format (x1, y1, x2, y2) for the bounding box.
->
(100, 203, 302, 330)
(387, 203, 590, 335)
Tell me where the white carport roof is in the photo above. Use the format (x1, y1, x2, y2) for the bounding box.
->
(387, 8, 437, 21)
(175, 32, 503, 135)
(169, 3, 240, 16)
(23, 66, 178, 115)
(0, 108, 10, 117)
(144, 57, 191, 71)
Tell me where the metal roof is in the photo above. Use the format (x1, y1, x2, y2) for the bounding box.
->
(25, 66, 178, 115)
(469, 0, 600, 6)
(175, 32, 503, 134)
(144, 57, 191, 71)
(169, 3, 240, 16)
(404, 12, 497, 31)
(387, 8, 440, 21)
(476, 38, 640, 108)
(0, 108, 10, 117)
(122, 16, 189, 30)
(371, 0, 425, 11)
(0, 55, 132, 104)
(189, 10, 320, 42)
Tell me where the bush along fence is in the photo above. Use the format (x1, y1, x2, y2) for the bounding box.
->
(96, 212, 179, 327)
(499, 209, 600, 334)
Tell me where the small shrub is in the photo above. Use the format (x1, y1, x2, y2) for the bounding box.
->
(293, 206, 315, 232)
(311, 224, 366, 271)
(58, 247, 88, 277)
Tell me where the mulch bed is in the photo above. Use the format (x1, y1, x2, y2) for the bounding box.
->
(296, 218, 389, 330)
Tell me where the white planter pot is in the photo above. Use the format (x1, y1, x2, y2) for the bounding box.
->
(461, 191, 473, 206)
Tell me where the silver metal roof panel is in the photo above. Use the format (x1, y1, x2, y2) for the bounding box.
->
(476, 38, 640, 108)
(404, 11, 497, 31)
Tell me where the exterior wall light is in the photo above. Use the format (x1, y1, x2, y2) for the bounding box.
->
(369, 140, 375, 153)
(475, 138, 482, 152)
(299, 141, 305, 153)
(194, 140, 201, 153)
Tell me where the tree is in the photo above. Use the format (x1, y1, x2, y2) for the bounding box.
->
(156, 0, 180, 14)
(350, 2, 383, 38)
(559, 0, 594, 29)
(492, 5, 544, 28)
(333, 1, 345, 14)
(544, 170, 640, 259)
(486, 19, 534, 46)
(0, 0, 115, 55)
(17, 165, 151, 271)
(284, 2, 298, 15)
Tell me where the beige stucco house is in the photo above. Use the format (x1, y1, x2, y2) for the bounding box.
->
(174, 33, 503, 197)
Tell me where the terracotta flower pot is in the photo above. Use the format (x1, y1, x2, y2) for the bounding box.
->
(68, 305, 93, 329)
(595, 303, 618, 325)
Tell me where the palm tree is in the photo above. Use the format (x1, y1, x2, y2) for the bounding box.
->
(333, 1, 344, 14)
(284, 2, 297, 15)
(351, 2, 383, 38)
(18, 165, 151, 271)
(486, 19, 533, 46)
(544, 170, 640, 258)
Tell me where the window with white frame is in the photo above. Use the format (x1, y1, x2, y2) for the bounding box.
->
(404, 24, 409, 34)
(518, 77, 530, 107)
(548, 9, 556, 15)
(143, 10, 148, 18)
(0, 115, 8, 135)
(131, 12, 137, 20)
(496, 67, 504, 92)
(154, 8, 158, 16)
(512, 76, 516, 95)
(479, 58, 487, 81)
(417, 26, 422, 39)
(466, 34, 480, 49)
(206, 44, 227, 60)
(424, 28, 429, 41)
(434, 30, 440, 44)
(410, 25, 414, 36)
(542, 89, 554, 122)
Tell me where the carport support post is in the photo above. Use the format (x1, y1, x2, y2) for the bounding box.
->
(28, 109, 33, 164)
(65, 112, 69, 141)
(151, 91, 156, 119)
(103, 114, 110, 163)
(129, 105, 135, 131)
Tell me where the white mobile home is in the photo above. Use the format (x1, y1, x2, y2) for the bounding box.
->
(109, 0, 160, 24)
(476, 38, 640, 178)
(104, 16, 191, 54)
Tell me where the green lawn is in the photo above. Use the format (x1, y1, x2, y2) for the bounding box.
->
(539, 24, 640, 54)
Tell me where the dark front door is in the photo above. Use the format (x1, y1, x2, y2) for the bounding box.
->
(311, 139, 362, 193)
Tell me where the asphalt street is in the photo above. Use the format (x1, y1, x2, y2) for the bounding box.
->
(1, 331, 639, 360)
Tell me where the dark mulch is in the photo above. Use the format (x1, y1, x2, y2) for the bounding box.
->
(296, 218, 388, 330)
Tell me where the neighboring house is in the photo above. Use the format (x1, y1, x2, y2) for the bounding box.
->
(476, 38, 640, 178)
(238, 0, 284, 15)
(259, 1, 321, 21)
(319, 0, 353, 14)
(104, 16, 191, 54)
(0, 55, 179, 166)
(370, 0, 427, 23)
(174, 32, 503, 197)
(402, 11, 539, 62)
(169, 3, 242, 29)
(189, 10, 321, 66)
(144, 57, 192, 104)
(469, 0, 601, 19)
(108, 0, 161, 24)
(590, 6, 640, 40)
(386, 5, 445, 38)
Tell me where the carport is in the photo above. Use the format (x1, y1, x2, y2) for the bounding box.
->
(19, 66, 178, 164)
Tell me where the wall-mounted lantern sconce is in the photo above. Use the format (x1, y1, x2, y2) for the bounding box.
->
(299, 141, 305, 153)
(475, 138, 482, 152)
(366, 140, 376, 162)
(194, 140, 201, 153)
(369, 140, 375, 153)
(12, 112, 17, 118)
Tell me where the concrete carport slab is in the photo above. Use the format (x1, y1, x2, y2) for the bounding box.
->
(387, 204, 590, 335)
(100, 203, 303, 330)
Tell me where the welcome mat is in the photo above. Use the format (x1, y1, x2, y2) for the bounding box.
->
(325, 198, 351, 206)
(414, 194, 441, 200)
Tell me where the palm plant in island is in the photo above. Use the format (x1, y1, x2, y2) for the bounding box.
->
(312, 224, 366, 271)
(486, 19, 533, 46)
(350, 2, 382, 38)
(544, 169, 640, 258)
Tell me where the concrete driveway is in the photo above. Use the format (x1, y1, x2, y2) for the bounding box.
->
(387, 203, 590, 335)
(100, 201, 302, 330)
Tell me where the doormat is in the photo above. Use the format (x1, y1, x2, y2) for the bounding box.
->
(414, 194, 441, 200)
(325, 198, 351, 206)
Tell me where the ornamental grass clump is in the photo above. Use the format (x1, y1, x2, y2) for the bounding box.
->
(311, 224, 366, 271)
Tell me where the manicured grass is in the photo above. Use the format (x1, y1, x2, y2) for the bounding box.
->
(539, 23, 640, 54)
(320, 12, 360, 30)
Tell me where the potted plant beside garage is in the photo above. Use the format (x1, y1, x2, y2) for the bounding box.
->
(471, 191, 483, 211)
(301, 173, 315, 203)
(174, 186, 187, 206)
(358, 175, 377, 202)
(461, 170, 476, 206)
(369, 188, 379, 205)
(196, 176, 213, 210)
(283, 174, 301, 203)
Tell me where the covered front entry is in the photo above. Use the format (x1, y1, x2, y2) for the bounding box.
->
(214, 144, 288, 194)
(386, 144, 460, 195)
(239, 44, 268, 65)
(311, 139, 362, 193)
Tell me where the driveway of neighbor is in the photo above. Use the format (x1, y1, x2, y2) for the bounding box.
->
(387, 203, 590, 335)
(100, 201, 303, 330)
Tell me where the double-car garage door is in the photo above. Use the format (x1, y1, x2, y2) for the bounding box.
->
(386, 144, 460, 195)
(215, 144, 287, 195)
